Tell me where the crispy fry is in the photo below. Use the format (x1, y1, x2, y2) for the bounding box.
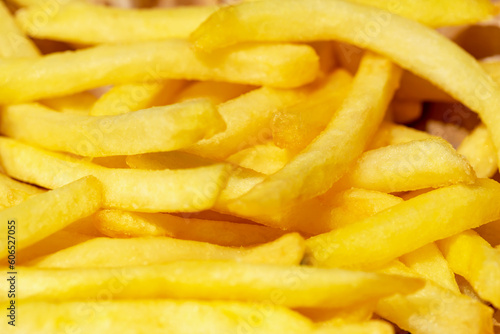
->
(272, 69, 353, 152)
(438, 230, 500, 308)
(399, 243, 460, 293)
(228, 53, 401, 216)
(0, 99, 225, 157)
(0, 176, 101, 259)
(458, 124, 498, 178)
(0, 137, 230, 212)
(0, 40, 319, 103)
(90, 80, 185, 116)
(7, 261, 422, 308)
(338, 138, 476, 193)
(226, 142, 291, 175)
(28, 233, 305, 268)
(94, 209, 284, 247)
(16, 2, 217, 44)
(305, 179, 500, 269)
(376, 261, 493, 334)
(191, 0, 500, 164)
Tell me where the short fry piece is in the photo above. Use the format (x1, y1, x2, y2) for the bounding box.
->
(438, 230, 500, 308)
(0, 40, 319, 103)
(0, 176, 101, 259)
(399, 243, 460, 293)
(29, 233, 305, 268)
(338, 138, 476, 193)
(0, 137, 230, 212)
(228, 53, 401, 216)
(458, 124, 498, 178)
(7, 261, 422, 308)
(94, 209, 284, 247)
(0, 100, 225, 157)
(16, 2, 217, 44)
(305, 179, 500, 269)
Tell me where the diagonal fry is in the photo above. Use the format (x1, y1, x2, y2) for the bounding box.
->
(305, 179, 500, 269)
(5, 261, 422, 308)
(191, 0, 500, 164)
(227, 53, 401, 216)
(0, 99, 225, 157)
(0, 176, 101, 259)
(15, 2, 217, 44)
(0, 0, 39, 58)
(0, 137, 230, 212)
(0, 172, 43, 210)
(28, 233, 305, 268)
(0, 40, 319, 103)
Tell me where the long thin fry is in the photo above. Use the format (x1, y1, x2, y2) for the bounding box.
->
(16, 2, 217, 44)
(0, 99, 225, 157)
(227, 53, 401, 216)
(0, 137, 230, 212)
(0, 40, 319, 103)
(0, 176, 101, 258)
(305, 179, 500, 269)
(191, 0, 500, 163)
(0, 0, 39, 58)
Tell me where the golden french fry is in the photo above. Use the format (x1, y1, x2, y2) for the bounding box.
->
(272, 69, 353, 153)
(368, 121, 436, 150)
(190, 0, 500, 164)
(376, 261, 493, 334)
(437, 230, 500, 308)
(305, 179, 500, 269)
(0, 176, 101, 259)
(226, 142, 291, 175)
(28, 233, 305, 268)
(174, 81, 254, 105)
(94, 209, 284, 247)
(90, 80, 186, 116)
(0, 99, 225, 157)
(41, 92, 97, 114)
(227, 53, 401, 216)
(390, 100, 422, 124)
(185, 86, 309, 160)
(0, 137, 230, 212)
(338, 138, 476, 193)
(399, 243, 460, 293)
(458, 124, 498, 178)
(0, 172, 43, 210)
(0, 0, 39, 58)
(0, 40, 319, 103)
(6, 261, 422, 308)
(475, 220, 500, 247)
(16, 2, 217, 44)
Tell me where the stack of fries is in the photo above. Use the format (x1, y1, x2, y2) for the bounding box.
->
(1, 0, 500, 333)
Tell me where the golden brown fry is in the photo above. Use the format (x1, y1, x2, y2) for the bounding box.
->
(0, 40, 319, 103)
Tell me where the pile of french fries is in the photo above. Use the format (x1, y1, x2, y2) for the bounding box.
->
(1, 0, 500, 333)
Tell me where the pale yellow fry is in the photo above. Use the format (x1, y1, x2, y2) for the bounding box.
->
(0, 137, 230, 212)
(191, 0, 500, 163)
(0, 172, 43, 210)
(227, 53, 401, 216)
(90, 80, 185, 116)
(173, 81, 254, 105)
(305, 179, 500, 269)
(368, 122, 436, 150)
(348, 0, 494, 27)
(226, 142, 291, 175)
(0, 99, 225, 157)
(458, 123, 498, 178)
(16, 2, 217, 44)
(185, 86, 309, 160)
(0, 176, 101, 259)
(0, 0, 39, 58)
(338, 138, 476, 193)
(376, 261, 493, 334)
(438, 230, 500, 309)
(28, 233, 305, 268)
(94, 209, 285, 247)
(0, 299, 326, 334)
(399, 243, 460, 293)
(8, 261, 421, 308)
(0, 40, 319, 103)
